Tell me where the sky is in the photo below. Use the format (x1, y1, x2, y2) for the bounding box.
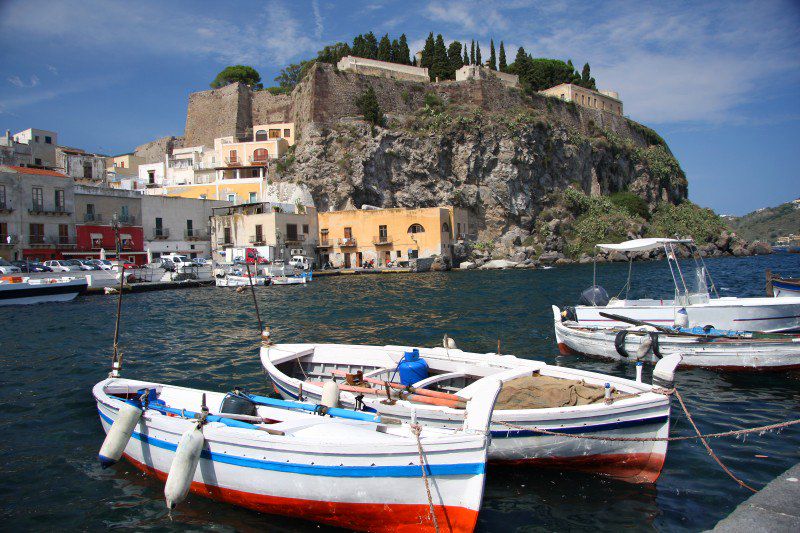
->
(1, 0, 798, 216)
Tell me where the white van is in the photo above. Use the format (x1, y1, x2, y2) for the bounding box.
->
(161, 254, 195, 271)
(288, 255, 312, 270)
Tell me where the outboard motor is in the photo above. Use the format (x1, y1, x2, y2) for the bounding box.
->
(579, 285, 610, 307)
(220, 391, 258, 417)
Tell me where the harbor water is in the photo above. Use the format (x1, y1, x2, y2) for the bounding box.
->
(2, 253, 799, 531)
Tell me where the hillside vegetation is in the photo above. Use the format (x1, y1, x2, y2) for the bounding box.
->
(726, 199, 800, 242)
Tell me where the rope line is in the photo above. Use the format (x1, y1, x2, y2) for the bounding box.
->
(411, 424, 440, 533)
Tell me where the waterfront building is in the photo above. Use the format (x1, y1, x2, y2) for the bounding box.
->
(455, 65, 520, 88)
(336, 55, 430, 82)
(141, 195, 229, 259)
(56, 146, 107, 185)
(0, 165, 75, 262)
(105, 152, 146, 189)
(316, 206, 471, 268)
(539, 83, 623, 115)
(7, 128, 58, 168)
(210, 201, 318, 264)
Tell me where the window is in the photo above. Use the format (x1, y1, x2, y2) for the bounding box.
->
(442, 222, 450, 233)
(229, 150, 238, 163)
(119, 161, 125, 168)
(34, 135, 40, 143)
(227, 194, 236, 202)
(255, 129, 268, 141)
(286, 223, 298, 240)
(250, 169, 259, 178)
(253, 148, 268, 162)
(32, 187, 43, 211)
(269, 129, 281, 139)
(34, 158, 42, 166)
(0, 222, 7, 239)
(83, 163, 92, 180)
(29, 223, 44, 244)
(155, 217, 163, 237)
(344, 227, 352, 239)
(249, 192, 257, 203)
(58, 224, 69, 244)
(187, 219, 194, 237)
(457, 222, 462, 236)
(302, 224, 309, 234)
(407, 223, 425, 234)
(45, 136, 52, 144)
(86, 203, 95, 216)
(379, 225, 388, 241)
(283, 128, 291, 137)
(320, 228, 329, 245)
(255, 224, 263, 243)
(147, 170, 155, 184)
(0, 185, 6, 207)
(55, 189, 65, 212)
(121, 205, 129, 221)
(223, 227, 231, 244)
(396, 250, 402, 258)
(199, 194, 207, 200)
(408, 249, 419, 259)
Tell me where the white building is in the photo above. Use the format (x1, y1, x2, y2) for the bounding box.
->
(56, 146, 106, 184)
(455, 65, 520, 88)
(141, 195, 230, 259)
(6, 128, 58, 167)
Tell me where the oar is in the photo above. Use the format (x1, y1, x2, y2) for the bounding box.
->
(330, 369, 462, 401)
(598, 312, 674, 333)
(246, 393, 382, 422)
(307, 380, 467, 409)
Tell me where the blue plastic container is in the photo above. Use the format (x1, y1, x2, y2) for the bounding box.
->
(398, 349, 429, 386)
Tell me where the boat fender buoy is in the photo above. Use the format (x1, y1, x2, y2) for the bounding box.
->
(649, 332, 663, 359)
(98, 402, 142, 468)
(164, 425, 205, 510)
(636, 336, 653, 360)
(674, 307, 689, 328)
(614, 330, 630, 358)
(321, 381, 340, 410)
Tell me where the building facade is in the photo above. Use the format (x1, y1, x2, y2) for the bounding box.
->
(336, 56, 430, 83)
(316, 207, 469, 268)
(141, 195, 229, 259)
(539, 83, 623, 115)
(10, 128, 58, 167)
(56, 147, 107, 185)
(210, 202, 318, 263)
(455, 65, 520, 88)
(0, 165, 75, 261)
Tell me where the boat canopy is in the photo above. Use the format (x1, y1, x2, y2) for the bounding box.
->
(596, 238, 693, 253)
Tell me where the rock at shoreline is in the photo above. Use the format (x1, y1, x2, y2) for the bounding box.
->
(459, 261, 477, 270)
(747, 241, 772, 255)
(479, 259, 518, 270)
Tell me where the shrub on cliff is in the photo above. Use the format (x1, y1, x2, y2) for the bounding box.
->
(648, 201, 727, 243)
(560, 188, 644, 256)
(356, 87, 385, 128)
(610, 192, 650, 220)
(211, 65, 262, 89)
(634, 145, 687, 189)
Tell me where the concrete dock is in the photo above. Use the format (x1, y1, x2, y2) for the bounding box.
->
(711, 463, 800, 532)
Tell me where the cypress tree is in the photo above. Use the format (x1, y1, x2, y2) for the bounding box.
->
(489, 39, 496, 70)
(510, 46, 527, 75)
(581, 63, 592, 87)
(470, 40, 475, 65)
(463, 48, 469, 66)
(352, 34, 366, 57)
(411, 56, 417, 66)
(364, 32, 378, 59)
(448, 41, 464, 76)
(432, 33, 450, 80)
(390, 39, 400, 63)
(398, 34, 411, 64)
(476, 42, 482, 66)
(377, 34, 392, 62)
(498, 41, 507, 72)
(421, 32, 435, 69)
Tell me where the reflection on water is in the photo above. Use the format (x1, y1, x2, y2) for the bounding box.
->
(0, 253, 798, 531)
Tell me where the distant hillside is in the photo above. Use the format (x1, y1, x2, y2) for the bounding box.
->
(725, 199, 800, 242)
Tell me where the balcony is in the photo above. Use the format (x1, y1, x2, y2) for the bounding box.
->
(184, 229, 206, 240)
(373, 235, 392, 245)
(84, 213, 103, 223)
(53, 235, 77, 248)
(224, 157, 241, 166)
(317, 239, 331, 248)
(249, 234, 265, 245)
(118, 214, 136, 225)
(152, 228, 170, 240)
(216, 237, 233, 248)
(0, 234, 18, 246)
(29, 205, 70, 216)
(285, 234, 306, 245)
(28, 235, 48, 247)
(248, 156, 270, 165)
(0, 202, 12, 214)
(338, 237, 357, 247)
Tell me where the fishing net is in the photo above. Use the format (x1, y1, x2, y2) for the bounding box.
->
(495, 374, 614, 409)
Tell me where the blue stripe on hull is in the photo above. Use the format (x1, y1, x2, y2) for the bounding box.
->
(490, 415, 669, 437)
(98, 409, 484, 477)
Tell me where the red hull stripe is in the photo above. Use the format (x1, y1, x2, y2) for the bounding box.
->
(122, 454, 479, 532)
(494, 452, 667, 484)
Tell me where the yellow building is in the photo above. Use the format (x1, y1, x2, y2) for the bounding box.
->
(317, 206, 470, 268)
(539, 83, 623, 115)
(106, 153, 145, 175)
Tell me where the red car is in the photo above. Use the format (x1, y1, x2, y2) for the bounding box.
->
(112, 260, 138, 270)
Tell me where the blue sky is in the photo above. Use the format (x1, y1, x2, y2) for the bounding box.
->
(1, 0, 798, 215)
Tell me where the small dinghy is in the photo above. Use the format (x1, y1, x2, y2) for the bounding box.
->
(766, 269, 800, 298)
(0, 275, 88, 305)
(553, 306, 800, 370)
(213, 266, 270, 287)
(261, 342, 681, 483)
(94, 377, 500, 532)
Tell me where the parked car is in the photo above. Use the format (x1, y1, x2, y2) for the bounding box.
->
(11, 260, 51, 272)
(193, 257, 208, 266)
(0, 258, 22, 274)
(44, 260, 82, 272)
(288, 255, 312, 270)
(76, 259, 101, 270)
(87, 259, 114, 270)
(111, 260, 137, 270)
(65, 259, 94, 271)
(161, 254, 195, 271)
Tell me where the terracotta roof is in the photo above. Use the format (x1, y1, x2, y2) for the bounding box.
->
(0, 165, 68, 178)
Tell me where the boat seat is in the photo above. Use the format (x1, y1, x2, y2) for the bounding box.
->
(413, 372, 467, 389)
(364, 367, 392, 378)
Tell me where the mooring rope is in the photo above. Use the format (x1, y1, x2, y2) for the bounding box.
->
(411, 424, 440, 533)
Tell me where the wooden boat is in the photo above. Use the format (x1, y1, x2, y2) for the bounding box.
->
(261, 342, 681, 483)
(264, 264, 310, 285)
(571, 238, 800, 332)
(214, 270, 270, 287)
(94, 376, 500, 532)
(553, 305, 800, 370)
(766, 269, 800, 298)
(0, 275, 88, 305)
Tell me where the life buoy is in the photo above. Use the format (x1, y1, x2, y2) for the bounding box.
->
(614, 330, 630, 358)
(649, 332, 663, 359)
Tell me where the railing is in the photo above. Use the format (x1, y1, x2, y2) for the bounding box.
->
(0, 234, 18, 245)
(184, 229, 206, 240)
(338, 238, 357, 247)
(285, 234, 306, 244)
(53, 236, 76, 247)
(216, 237, 233, 247)
(118, 214, 136, 225)
(84, 213, 103, 223)
(373, 235, 392, 245)
(249, 234, 265, 245)
(0, 202, 12, 213)
(30, 205, 70, 215)
(224, 157, 240, 166)
(248, 156, 270, 164)
(28, 235, 47, 245)
(317, 239, 331, 247)
(152, 228, 170, 239)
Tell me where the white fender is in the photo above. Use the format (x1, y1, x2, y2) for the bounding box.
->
(98, 402, 142, 468)
(321, 381, 340, 409)
(443, 334, 457, 349)
(653, 353, 682, 388)
(164, 426, 205, 509)
(551, 305, 561, 323)
(636, 336, 653, 359)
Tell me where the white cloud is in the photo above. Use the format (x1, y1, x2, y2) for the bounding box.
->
(424, 0, 514, 35)
(6, 75, 39, 88)
(312, 0, 324, 39)
(0, 74, 121, 111)
(46, 65, 58, 76)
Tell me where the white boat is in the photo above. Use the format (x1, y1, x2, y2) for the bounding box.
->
(569, 238, 800, 332)
(766, 270, 800, 298)
(94, 376, 499, 532)
(553, 306, 800, 370)
(263, 264, 310, 285)
(270, 275, 308, 285)
(261, 342, 681, 483)
(0, 275, 88, 305)
(213, 266, 270, 287)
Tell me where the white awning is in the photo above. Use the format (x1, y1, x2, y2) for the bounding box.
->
(90, 233, 103, 239)
(596, 238, 693, 252)
(120, 234, 132, 240)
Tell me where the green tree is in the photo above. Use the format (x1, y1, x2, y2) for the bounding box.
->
(211, 65, 262, 89)
(448, 41, 464, 75)
(270, 60, 314, 94)
(364, 31, 378, 59)
(470, 40, 475, 65)
(316, 42, 350, 64)
(352, 34, 367, 57)
(398, 34, 411, 64)
(463, 47, 469, 66)
(377, 34, 392, 61)
(355, 86, 384, 128)
(581, 62, 596, 89)
(498, 41, 507, 72)
(475, 42, 482, 66)
(431, 33, 450, 80)
(421, 32, 435, 69)
(509, 47, 528, 77)
(489, 39, 497, 70)
(390, 38, 401, 63)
